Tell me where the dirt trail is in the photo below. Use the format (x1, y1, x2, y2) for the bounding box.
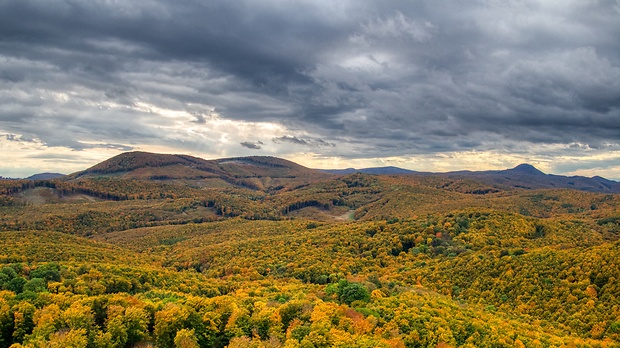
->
(334, 210, 355, 221)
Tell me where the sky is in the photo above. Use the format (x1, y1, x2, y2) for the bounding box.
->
(1, 0, 619, 179)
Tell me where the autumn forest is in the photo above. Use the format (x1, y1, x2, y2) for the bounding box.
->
(0, 151, 619, 348)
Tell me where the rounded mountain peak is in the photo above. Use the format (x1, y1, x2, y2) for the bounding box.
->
(511, 163, 545, 175)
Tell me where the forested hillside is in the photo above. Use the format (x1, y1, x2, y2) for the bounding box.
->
(0, 152, 619, 347)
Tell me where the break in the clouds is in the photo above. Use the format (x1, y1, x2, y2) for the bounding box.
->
(0, 0, 619, 178)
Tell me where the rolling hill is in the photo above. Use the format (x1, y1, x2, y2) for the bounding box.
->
(26, 172, 66, 180)
(70, 151, 330, 191)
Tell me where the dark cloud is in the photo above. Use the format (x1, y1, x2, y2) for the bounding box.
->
(273, 135, 335, 148)
(78, 143, 135, 152)
(0, 0, 619, 176)
(314, 139, 337, 148)
(240, 141, 263, 150)
(4, 133, 37, 143)
(273, 136, 309, 146)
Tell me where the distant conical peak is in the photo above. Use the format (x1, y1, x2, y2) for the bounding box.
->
(511, 163, 545, 175)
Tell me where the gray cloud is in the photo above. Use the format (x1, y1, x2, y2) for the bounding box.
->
(0, 0, 619, 176)
(5, 134, 35, 142)
(273, 136, 309, 146)
(273, 135, 335, 148)
(240, 141, 264, 150)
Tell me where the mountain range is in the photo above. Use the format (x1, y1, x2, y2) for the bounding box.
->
(326, 162, 620, 193)
(8, 151, 620, 194)
(327, 162, 618, 193)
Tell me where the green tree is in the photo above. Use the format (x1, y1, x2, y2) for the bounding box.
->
(7, 277, 26, 294)
(30, 263, 61, 282)
(337, 281, 370, 305)
(23, 278, 47, 293)
(0, 267, 17, 280)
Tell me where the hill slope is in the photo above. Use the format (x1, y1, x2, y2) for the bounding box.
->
(70, 151, 329, 191)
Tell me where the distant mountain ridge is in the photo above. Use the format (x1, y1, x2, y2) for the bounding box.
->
(323, 166, 421, 175)
(448, 164, 620, 193)
(323, 163, 620, 193)
(58, 151, 620, 194)
(27, 172, 66, 180)
(0, 173, 66, 180)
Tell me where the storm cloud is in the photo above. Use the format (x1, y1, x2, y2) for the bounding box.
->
(0, 0, 619, 177)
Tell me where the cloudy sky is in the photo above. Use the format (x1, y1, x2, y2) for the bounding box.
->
(1, 0, 619, 179)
